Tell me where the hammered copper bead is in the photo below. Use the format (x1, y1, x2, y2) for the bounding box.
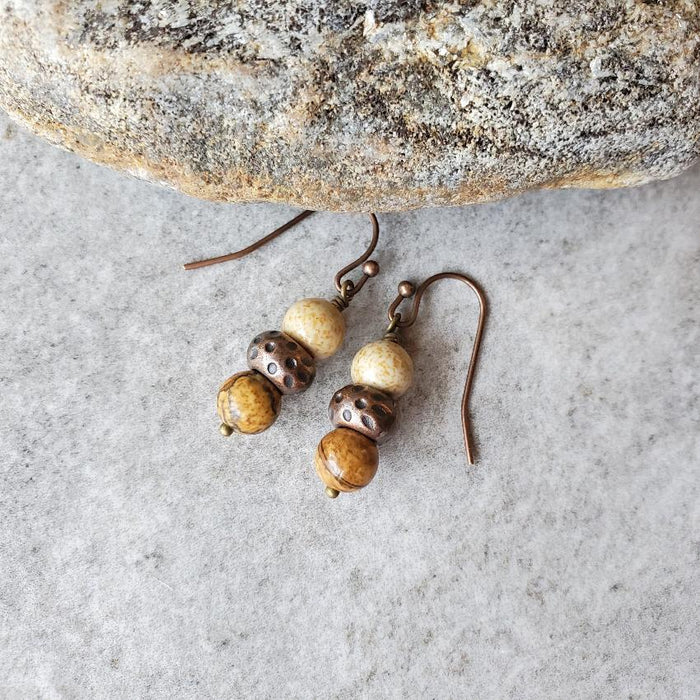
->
(247, 330, 316, 395)
(314, 428, 379, 495)
(217, 370, 282, 435)
(328, 384, 396, 444)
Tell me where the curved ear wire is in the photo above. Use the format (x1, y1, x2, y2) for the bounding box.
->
(183, 212, 380, 297)
(183, 210, 315, 270)
(387, 272, 487, 466)
(333, 214, 379, 298)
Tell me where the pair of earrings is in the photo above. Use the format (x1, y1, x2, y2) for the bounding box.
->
(185, 212, 486, 499)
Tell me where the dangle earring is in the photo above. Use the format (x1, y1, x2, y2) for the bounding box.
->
(184, 211, 381, 436)
(314, 272, 487, 498)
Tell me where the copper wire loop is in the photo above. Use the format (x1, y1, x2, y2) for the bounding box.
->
(183, 211, 380, 306)
(387, 273, 487, 467)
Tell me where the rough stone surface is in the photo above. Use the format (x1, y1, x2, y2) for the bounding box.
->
(0, 1, 698, 212)
(1, 111, 700, 698)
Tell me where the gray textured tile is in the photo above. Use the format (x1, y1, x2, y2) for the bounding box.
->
(0, 112, 698, 699)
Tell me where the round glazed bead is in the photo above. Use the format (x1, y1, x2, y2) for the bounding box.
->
(328, 384, 396, 444)
(350, 339, 414, 397)
(314, 428, 379, 494)
(217, 370, 282, 435)
(247, 330, 316, 395)
(282, 298, 345, 359)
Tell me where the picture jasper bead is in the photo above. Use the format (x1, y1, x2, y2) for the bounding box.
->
(328, 384, 396, 444)
(351, 338, 414, 397)
(217, 370, 282, 435)
(282, 298, 346, 359)
(247, 330, 316, 395)
(315, 427, 379, 495)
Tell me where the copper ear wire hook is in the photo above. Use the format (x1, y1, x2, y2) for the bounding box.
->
(333, 213, 380, 300)
(183, 210, 315, 270)
(183, 212, 380, 304)
(387, 272, 487, 466)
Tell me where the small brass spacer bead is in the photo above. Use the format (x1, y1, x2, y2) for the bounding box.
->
(219, 423, 234, 437)
(325, 486, 340, 499)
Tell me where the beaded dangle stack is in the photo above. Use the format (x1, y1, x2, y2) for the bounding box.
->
(215, 215, 381, 436)
(314, 282, 416, 498)
(218, 297, 348, 435)
(314, 273, 486, 498)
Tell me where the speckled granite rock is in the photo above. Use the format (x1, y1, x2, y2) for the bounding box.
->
(0, 1, 698, 212)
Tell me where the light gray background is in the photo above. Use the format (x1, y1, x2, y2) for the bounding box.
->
(0, 111, 698, 699)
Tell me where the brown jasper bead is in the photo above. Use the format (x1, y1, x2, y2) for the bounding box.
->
(314, 428, 379, 494)
(328, 384, 396, 444)
(217, 370, 282, 435)
(247, 330, 316, 395)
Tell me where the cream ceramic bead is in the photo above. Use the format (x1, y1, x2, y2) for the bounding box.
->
(282, 298, 345, 359)
(351, 339, 414, 397)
